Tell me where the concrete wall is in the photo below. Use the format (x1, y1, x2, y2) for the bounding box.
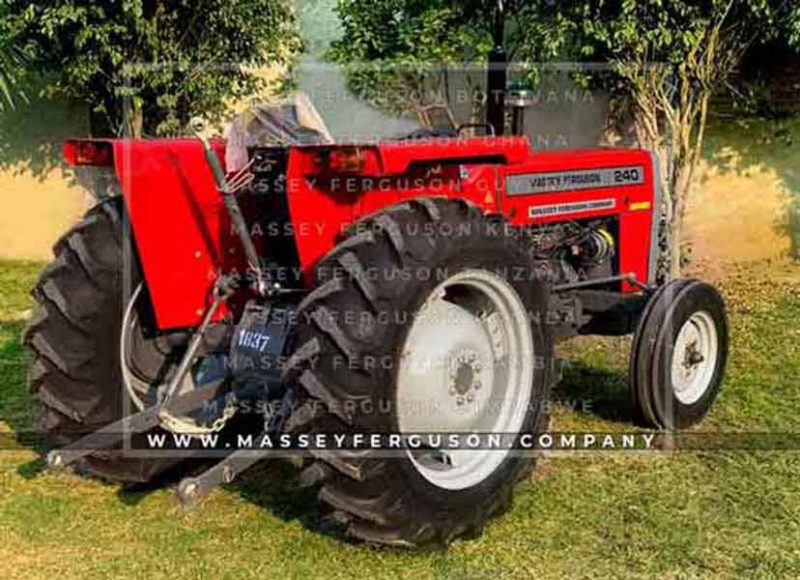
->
(0, 93, 92, 261)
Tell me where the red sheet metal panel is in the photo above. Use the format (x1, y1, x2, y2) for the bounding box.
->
(498, 148, 656, 288)
(111, 139, 249, 329)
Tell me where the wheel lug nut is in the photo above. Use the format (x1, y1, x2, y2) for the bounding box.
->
(474, 381, 481, 390)
(449, 387, 457, 395)
(466, 393, 474, 402)
(456, 396, 464, 405)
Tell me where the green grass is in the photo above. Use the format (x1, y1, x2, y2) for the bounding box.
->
(2, 258, 800, 579)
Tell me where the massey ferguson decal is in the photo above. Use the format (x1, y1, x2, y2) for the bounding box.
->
(528, 198, 616, 218)
(507, 165, 645, 195)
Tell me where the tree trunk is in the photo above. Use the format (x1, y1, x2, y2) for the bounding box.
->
(790, 201, 800, 260)
(126, 108, 143, 138)
(123, 96, 144, 138)
(668, 214, 683, 279)
(88, 107, 115, 137)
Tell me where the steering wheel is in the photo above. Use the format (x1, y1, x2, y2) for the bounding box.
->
(456, 123, 496, 137)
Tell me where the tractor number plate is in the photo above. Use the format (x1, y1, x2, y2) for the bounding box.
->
(506, 165, 645, 195)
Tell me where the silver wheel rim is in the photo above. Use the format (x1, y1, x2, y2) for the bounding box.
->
(396, 269, 535, 491)
(120, 284, 230, 435)
(670, 310, 719, 405)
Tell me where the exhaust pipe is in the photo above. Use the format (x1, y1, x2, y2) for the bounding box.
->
(485, 0, 507, 136)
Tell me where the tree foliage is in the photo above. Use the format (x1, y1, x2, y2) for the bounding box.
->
(331, 0, 500, 63)
(5, 0, 301, 136)
(0, 1, 26, 112)
(329, 1, 499, 123)
(520, 0, 799, 277)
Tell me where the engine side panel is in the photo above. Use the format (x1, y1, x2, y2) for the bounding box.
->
(287, 144, 656, 290)
(497, 148, 657, 289)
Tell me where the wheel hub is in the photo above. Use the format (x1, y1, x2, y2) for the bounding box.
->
(449, 350, 484, 404)
(398, 296, 495, 431)
(683, 342, 705, 369)
(671, 310, 719, 405)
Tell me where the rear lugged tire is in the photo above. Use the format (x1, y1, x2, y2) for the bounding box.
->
(284, 197, 553, 548)
(23, 197, 185, 483)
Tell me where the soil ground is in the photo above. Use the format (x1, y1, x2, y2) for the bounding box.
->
(685, 117, 800, 279)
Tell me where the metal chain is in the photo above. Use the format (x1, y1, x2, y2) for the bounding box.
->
(209, 396, 238, 433)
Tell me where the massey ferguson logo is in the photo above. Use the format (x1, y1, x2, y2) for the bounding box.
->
(237, 330, 270, 352)
(506, 165, 645, 195)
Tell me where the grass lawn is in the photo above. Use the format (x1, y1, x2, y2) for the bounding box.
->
(1, 256, 800, 579)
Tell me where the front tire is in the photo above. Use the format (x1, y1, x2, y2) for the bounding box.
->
(284, 198, 553, 548)
(630, 279, 728, 429)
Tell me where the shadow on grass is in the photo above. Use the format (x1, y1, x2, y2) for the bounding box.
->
(0, 320, 38, 442)
(111, 458, 348, 542)
(0, 318, 54, 481)
(231, 459, 349, 543)
(114, 458, 221, 505)
(16, 458, 48, 479)
(555, 358, 637, 425)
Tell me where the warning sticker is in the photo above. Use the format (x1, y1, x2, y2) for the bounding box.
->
(528, 198, 616, 218)
(507, 166, 644, 195)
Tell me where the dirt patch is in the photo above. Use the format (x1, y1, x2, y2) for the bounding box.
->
(685, 117, 800, 279)
(0, 167, 91, 261)
(685, 155, 790, 279)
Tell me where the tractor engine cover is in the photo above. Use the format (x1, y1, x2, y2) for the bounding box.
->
(229, 302, 294, 398)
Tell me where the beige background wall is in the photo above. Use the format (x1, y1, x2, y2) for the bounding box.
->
(0, 94, 92, 261)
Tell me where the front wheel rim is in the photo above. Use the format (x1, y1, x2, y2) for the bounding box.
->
(670, 310, 719, 405)
(396, 269, 535, 491)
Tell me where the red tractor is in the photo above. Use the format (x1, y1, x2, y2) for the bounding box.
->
(24, 83, 728, 548)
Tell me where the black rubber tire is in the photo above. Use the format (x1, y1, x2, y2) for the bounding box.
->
(628, 278, 693, 424)
(23, 197, 188, 483)
(284, 197, 553, 549)
(630, 279, 728, 430)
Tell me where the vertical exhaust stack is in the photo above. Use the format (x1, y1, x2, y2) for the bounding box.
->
(486, 1, 507, 136)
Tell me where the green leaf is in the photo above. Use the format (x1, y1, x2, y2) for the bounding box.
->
(4, 0, 301, 135)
